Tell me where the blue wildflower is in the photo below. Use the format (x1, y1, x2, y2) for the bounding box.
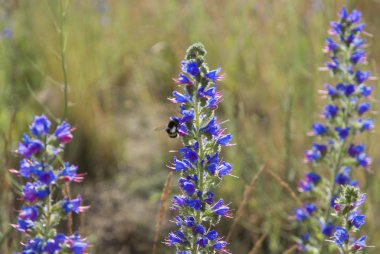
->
(324, 104, 338, 119)
(181, 60, 200, 76)
(357, 102, 370, 115)
(349, 211, 366, 228)
(62, 195, 84, 214)
(206, 67, 223, 82)
(334, 227, 349, 246)
(54, 121, 74, 143)
(30, 115, 51, 137)
(356, 71, 370, 84)
(321, 223, 335, 237)
(311, 122, 327, 136)
(353, 235, 367, 251)
(351, 49, 366, 64)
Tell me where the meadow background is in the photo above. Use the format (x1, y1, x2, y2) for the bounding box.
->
(1, 0, 380, 253)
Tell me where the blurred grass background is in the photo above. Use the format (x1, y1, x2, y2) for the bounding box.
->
(1, 0, 380, 253)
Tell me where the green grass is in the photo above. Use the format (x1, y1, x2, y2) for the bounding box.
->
(1, 0, 380, 253)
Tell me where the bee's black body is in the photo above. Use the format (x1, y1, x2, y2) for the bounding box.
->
(166, 119, 179, 138)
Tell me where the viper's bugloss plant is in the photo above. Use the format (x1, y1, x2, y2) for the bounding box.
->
(294, 7, 374, 254)
(164, 43, 232, 254)
(11, 115, 89, 254)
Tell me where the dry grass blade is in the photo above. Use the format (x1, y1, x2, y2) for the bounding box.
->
(266, 169, 303, 207)
(152, 171, 173, 254)
(226, 165, 265, 242)
(248, 233, 267, 254)
(282, 244, 298, 254)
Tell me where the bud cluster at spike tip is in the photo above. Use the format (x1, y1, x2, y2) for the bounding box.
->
(294, 7, 373, 253)
(165, 43, 233, 254)
(12, 115, 88, 254)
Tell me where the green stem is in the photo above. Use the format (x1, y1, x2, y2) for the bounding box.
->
(192, 101, 204, 254)
(319, 47, 353, 253)
(60, 0, 69, 121)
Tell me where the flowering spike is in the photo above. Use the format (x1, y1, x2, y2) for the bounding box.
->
(13, 117, 89, 253)
(164, 43, 233, 253)
(294, 7, 374, 253)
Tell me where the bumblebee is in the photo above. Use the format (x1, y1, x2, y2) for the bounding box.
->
(166, 119, 179, 138)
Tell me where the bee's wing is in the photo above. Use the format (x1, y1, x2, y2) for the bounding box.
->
(154, 126, 166, 131)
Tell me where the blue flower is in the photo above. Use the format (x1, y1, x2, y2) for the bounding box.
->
(200, 117, 221, 136)
(206, 67, 223, 82)
(339, 7, 348, 20)
(297, 172, 321, 192)
(67, 233, 89, 254)
(348, 10, 361, 23)
(19, 159, 34, 178)
(326, 57, 340, 70)
(349, 211, 366, 228)
(359, 85, 373, 97)
(17, 134, 44, 158)
(179, 178, 196, 196)
(356, 153, 371, 168)
(198, 86, 216, 98)
(212, 199, 231, 217)
(196, 236, 208, 248)
(206, 230, 218, 241)
(217, 162, 232, 177)
(304, 143, 327, 163)
(356, 71, 370, 84)
(321, 222, 335, 237)
(294, 207, 310, 221)
(325, 84, 338, 98)
(180, 109, 195, 123)
(30, 115, 51, 137)
(330, 22, 342, 35)
(62, 195, 83, 214)
(358, 118, 374, 131)
(335, 167, 351, 185)
(212, 241, 228, 251)
(324, 105, 338, 119)
(304, 203, 317, 214)
(181, 60, 199, 76)
(350, 49, 366, 64)
(173, 157, 192, 171)
(37, 170, 56, 185)
(170, 91, 191, 104)
(311, 122, 327, 136)
(22, 182, 50, 203)
(165, 231, 188, 246)
(188, 199, 202, 210)
(15, 218, 34, 232)
(22, 237, 44, 253)
(54, 121, 74, 143)
(325, 37, 339, 52)
(357, 102, 370, 115)
(335, 127, 350, 140)
(353, 235, 367, 251)
(173, 73, 191, 85)
(348, 144, 365, 157)
(43, 238, 62, 254)
(217, 134, 232, 146)
(19, 206, 39, 221)
(59, 163, 83, 182)
(334, 227, 349, 246)
(194, 224, 205, 235)
(179, 147, 198, 162)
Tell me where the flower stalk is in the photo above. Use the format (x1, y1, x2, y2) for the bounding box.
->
(165, 43, 233, 254)
(12, 115, 88, 253)
(294, 7, 374, 253)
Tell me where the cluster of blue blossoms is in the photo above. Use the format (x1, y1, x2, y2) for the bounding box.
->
(294, 7, 373, 253)
(12, 115, 88, 254)
(165, 43, 232, 254)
